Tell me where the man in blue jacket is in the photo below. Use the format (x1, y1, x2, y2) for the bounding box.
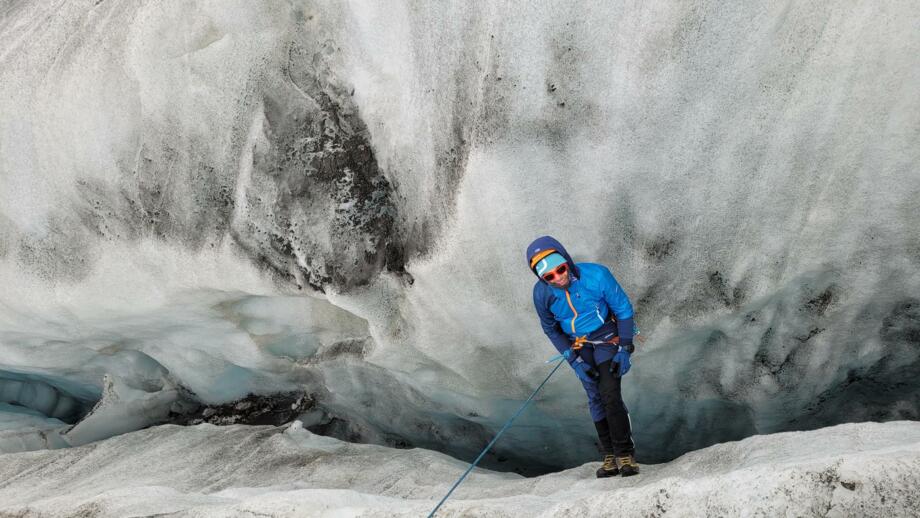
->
(526, 235, 639, 477)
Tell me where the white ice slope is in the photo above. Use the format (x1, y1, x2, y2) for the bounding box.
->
(1, 420, 918, 517)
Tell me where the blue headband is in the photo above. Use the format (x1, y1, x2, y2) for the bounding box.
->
(534, 253, 567, 277)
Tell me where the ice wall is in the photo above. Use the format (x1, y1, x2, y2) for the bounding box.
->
(1, 0, 918, 467)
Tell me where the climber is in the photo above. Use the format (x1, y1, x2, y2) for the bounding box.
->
(526, 235, 640, 477)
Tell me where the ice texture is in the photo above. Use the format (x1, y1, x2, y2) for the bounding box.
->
(1, 420, 920, 517)
(0, 0, 919, 467)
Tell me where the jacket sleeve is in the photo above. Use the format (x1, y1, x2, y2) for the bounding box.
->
(533, 283, 573, 359)
(601, 267, 633, 328)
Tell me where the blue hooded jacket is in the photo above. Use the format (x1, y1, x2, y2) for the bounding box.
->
(526, 236, 634, 360)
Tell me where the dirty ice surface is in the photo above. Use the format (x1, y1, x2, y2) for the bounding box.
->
(1, 420, 918, 517)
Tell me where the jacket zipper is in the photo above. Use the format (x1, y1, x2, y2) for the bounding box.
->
(564, 289, 578, 334)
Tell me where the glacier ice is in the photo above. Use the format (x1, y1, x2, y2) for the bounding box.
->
(0, 420, 919, 516)
(0, 0, 919, 474)
(0, 373, 85, 421)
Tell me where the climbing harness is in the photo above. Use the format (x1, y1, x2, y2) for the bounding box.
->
(427, 357, 567, 518)
(571, 334, 618, 350)
(571, 327, 644, 351)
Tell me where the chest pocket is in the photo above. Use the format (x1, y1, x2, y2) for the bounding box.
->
(549, 284, 606, 330)
(572, 282, 604, 312)
(550, 295, 573, 324)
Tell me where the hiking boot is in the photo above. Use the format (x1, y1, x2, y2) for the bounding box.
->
(616, 455, 640, 477)
(596, 454, 619, 478)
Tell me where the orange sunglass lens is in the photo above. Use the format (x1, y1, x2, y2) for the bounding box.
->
(543, 263, 568, 281)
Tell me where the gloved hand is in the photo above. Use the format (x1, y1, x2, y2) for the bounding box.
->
(611, 344, 632, 377)
(562, 348, 575, 362)
(571, 357, 599, 384)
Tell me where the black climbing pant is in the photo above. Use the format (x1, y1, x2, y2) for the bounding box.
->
(595, 360, 635, 457)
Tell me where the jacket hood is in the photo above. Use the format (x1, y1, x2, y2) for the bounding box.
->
(525, 235, 580, 281)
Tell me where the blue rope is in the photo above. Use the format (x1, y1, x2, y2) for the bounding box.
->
(427, 358, 566, 518)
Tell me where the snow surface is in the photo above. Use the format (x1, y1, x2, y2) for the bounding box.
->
(1, 420, 919, 517)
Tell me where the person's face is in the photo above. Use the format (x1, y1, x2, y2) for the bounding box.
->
(542, 263, 571, 289)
